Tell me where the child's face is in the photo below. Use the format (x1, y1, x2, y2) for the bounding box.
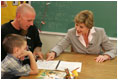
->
(17, 41, 27, 56)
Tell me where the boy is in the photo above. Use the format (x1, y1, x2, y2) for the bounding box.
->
(1, 34, 38, 79)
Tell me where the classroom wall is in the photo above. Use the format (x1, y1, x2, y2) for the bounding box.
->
(40, 32, 117, 55)
(1, 1, 31, 24)
(32, 1, 117, 38)
(1, 1, 17, 24)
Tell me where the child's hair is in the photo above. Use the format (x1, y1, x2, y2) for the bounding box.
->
(74, 10, 94, 29)
(2, 34, 26, 53)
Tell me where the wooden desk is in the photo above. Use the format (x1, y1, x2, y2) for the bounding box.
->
(20, 52, 117, 79)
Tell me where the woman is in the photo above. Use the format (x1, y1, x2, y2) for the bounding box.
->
(46, 10, 116, 62)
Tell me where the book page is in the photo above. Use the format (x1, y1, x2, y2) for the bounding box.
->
(36, 70, 66, 79)
(36, 60, 59, 70)
(57, 61, 82, 72)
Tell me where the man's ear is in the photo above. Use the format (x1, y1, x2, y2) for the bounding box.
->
(16, 13, 21, 19)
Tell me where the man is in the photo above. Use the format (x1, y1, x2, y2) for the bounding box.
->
(46, 10, 116, 62)
(1, 3, 43, 61)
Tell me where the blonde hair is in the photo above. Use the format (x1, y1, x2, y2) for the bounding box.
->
(74, 10, 94, 29)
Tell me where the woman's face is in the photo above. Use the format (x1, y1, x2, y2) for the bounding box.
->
(75, 23, 89, 35)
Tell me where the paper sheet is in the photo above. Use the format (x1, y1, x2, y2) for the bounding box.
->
(57, 61, 82, 72)
(36, 60, 59, 70)
(36, 60, 82, 72)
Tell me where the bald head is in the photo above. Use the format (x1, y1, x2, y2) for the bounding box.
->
(13, 3, 36, 31)
(16, 3, 35, 16)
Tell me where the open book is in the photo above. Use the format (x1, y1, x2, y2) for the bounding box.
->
(36, 60, 82, 72)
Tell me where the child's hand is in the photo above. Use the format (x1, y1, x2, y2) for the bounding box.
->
(18, 50, 32, 59)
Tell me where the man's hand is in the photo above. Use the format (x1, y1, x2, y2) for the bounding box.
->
(95, 54, 111, 62)
(46, 52, 56, 61)
(33, 52, 44, 60)
(33, 47, 44, 60)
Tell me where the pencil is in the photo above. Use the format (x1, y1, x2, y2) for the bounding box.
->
(55, 60, 61, 69)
